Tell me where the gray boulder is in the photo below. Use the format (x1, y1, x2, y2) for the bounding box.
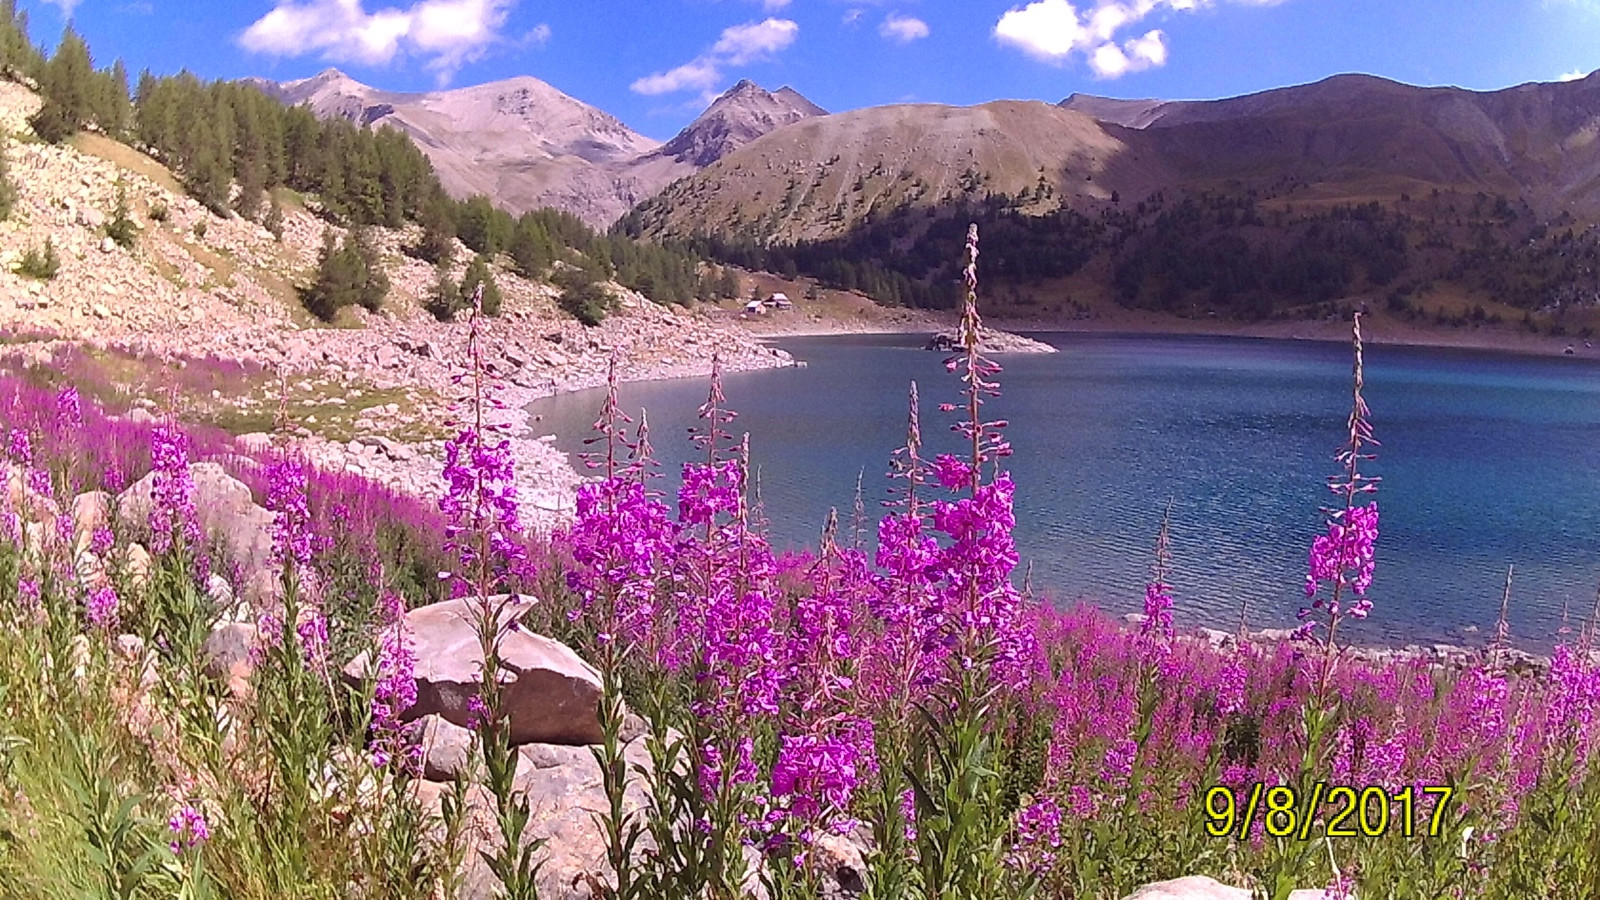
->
(117, 462, 277, 601)
(344, 595, 604, 746)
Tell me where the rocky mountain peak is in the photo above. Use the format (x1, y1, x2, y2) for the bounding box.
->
(654, 80, 827, 168)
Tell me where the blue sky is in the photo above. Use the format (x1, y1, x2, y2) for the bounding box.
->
(17, 0, 1600, 141)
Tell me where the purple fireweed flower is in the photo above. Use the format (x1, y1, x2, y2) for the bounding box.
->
(5, 429, 31, 467)
(930, 454, 974, 492)
(297, 607, 329, 669)
(1215, 651, 1250, 718)
(371, 593, 420, 771)
(56, 386, 82, 432)
(1304, 504, 1380, 604)
(1008, 797, 1064, 871)
(466, 694, 490, 731)
(16, 576, 40, 614)
(1301, 314, 1380, 644)
(89, 526, 114, 557)
(85, 585, 118, 630)
(266, 457, 315, 572)
(148, 424, 200, 555)
(677, 460, 743, 528)
(564, 476, 674, 649)
(1325, 872, 1357, 900)
(768, 719, 875, 836)
(438, 427, 527, 594)
(899, 788, 918, 842)
(168, 803, 210, 855)
(1141, 581, 1174, 644)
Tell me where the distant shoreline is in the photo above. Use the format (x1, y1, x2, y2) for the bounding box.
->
(740, 307, 1600, 362)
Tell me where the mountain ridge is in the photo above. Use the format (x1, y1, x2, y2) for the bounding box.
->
(251, 68, 826, 228)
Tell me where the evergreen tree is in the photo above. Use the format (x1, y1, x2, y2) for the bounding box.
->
(264, 194, 284, 241)
(460, 253, 503, 317)
(456, 195, 506, 255)
(407, 188, 456, 265)
(508, 212, 551, 279)
(0, 0, 41, 82)
(423, 260, 463, 322)
(300, 228, 389, 320)
(105, 178, 136, 249)
(91, 58, 130, 138)
(18, 237, 60, 280)
(555, 263, 616, 326)
(183, 91, 235, 215)
(347, 224, 389, 312)
(29, 26, 94, 143)
(0, 137, 15, 222)
(301, 229, 354, 321)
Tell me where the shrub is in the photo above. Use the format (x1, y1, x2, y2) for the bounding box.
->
(422, 261, 462, 322)
(192, 219, 206, 240)
(299, 226, 388, 322)
(17, 237, 59, 280)
(554, 265, 615, 327)
(0, 137, 15, 222)
(148, 199, 169, 222)
(104, 178, 136, 250)
(264, 196, 284, 241)
(459, 253, 502, 318)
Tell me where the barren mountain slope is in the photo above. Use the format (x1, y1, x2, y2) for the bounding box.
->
(256, 68, 662, 226)
(1066, 72, 1600, 218)
(254, 70, 826, 228)
(629, 100, 1166, 244)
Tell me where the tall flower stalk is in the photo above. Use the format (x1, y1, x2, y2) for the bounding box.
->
(1297, 312, 1381, 692)
(440, 283, 543, 899)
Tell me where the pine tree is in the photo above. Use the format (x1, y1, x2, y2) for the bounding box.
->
(105, 178, 136, 249)
(456, 195, 505, 255)
(0, 137, 15, 222)
(264, 194, 284, 241)
(347, 224, 389, 312)
(509, 213, 551, 279)
(0, 0, 42, 83)
(407, 188, 456, 265)
(92, 59, 130, 138)
(460, 253, 503, 317)
(302, 229, 354, 321)
(424, 260, 462, 322)
(29, 26, 94, 143)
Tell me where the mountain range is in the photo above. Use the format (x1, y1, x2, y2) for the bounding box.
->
(252, 66, 1600, 321)
(248, 70, 826, 228)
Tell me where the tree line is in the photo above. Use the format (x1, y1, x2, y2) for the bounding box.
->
(1, 5, 707, 324)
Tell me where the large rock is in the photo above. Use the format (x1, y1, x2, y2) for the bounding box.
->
(1122, 877, 1327, 900)
(345, 596, 604, 746)
(117, 462, 276, 600)
(419, 714, 476, 782)
(68, 491, 111, 556)
(410, 735, 653, 900)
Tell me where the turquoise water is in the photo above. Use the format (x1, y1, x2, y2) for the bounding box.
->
(527, 333, 1600, 649)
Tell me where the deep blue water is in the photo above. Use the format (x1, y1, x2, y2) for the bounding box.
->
(527, 333, 1600, 649)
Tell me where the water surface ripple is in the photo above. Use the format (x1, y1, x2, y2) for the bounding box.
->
(528, 333, 1600, 649)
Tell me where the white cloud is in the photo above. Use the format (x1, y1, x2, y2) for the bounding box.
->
(994, 0, 1264, 78)
(711, 18, 800, 64)
(880, 13, 930, 43)
(843, 8, 864, 26)
(521, 22, 552, 47)
(40, 0, 84, 16)
(1558, 69, 1589, 82)
(632, 17, 798, 95)
(762, 0, 792, 9)
(239, 0, 515, 83)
